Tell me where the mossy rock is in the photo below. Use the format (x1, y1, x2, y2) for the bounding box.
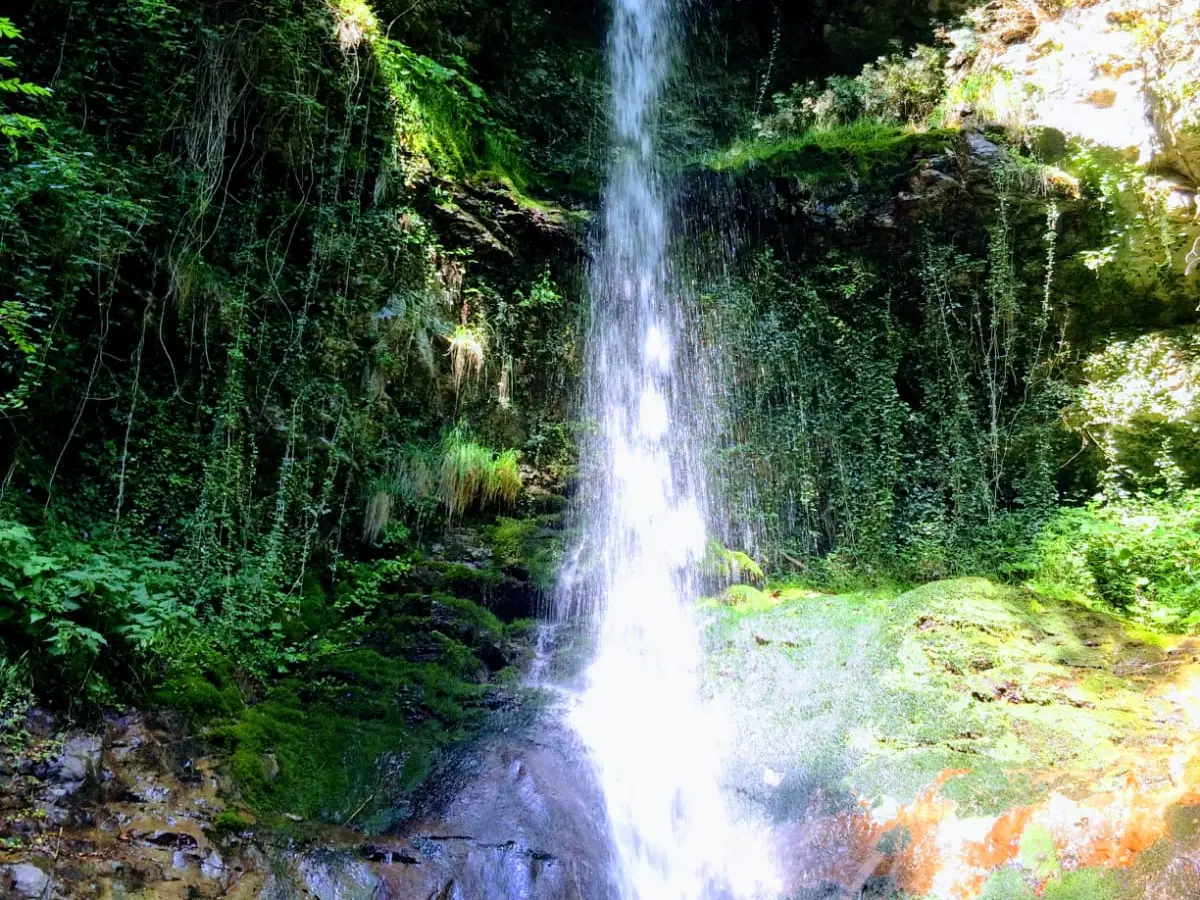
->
(702, 123, 958, 191)
(483, 515, 565, 592)
(154, 655, 244, 719)
(706, 577, 1173, 819)
(179, 590, 528, 829)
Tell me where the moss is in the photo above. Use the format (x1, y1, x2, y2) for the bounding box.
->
(702, 121, 957, 188)
(154, 657, 243, 719)
(484, 515, 564, 592)
(434, 562, 507, 594)
(201, 592, 516, 828)
(976, 866, 1121, 900)
(707, 577, 1178, 820)
(215, 661, 476, 826)
(720, 584, 769, 607)
(211, 811, 253, 835)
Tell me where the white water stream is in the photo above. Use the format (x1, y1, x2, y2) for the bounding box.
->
(558, 1, 779, 897)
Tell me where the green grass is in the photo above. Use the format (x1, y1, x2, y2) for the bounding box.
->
(438, 429, 522, 518)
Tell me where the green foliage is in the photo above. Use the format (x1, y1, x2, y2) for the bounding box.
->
(718, 583, 769, 607)
(0, 18, 49, 151)
(1065, 328, 1200, 492)
(1029, 489, 1200, 631)
(0, 518, 190, 701)
(756, 45, 946, 138)
(0, 655, 33, 751)
(0, 0, 581, 718)
(333, 0, 520, 183)
(706, 168, 1063, 577)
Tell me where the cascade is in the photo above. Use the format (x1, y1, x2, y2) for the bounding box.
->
(559, 1, 778, 897)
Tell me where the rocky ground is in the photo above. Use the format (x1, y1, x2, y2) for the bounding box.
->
(0, 698, 610, 900)
(4, 577, 1200, 899)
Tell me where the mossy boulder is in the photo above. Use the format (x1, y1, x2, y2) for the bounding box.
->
(710, 577, 1200, 898)
(708, 577, 1170, 818)
(171, 588, 528, 831)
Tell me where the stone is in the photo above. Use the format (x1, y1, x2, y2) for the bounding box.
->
(378, 710, 614, 900)
(200, 849, 225, 881)
(54, 735, 102, 789)
(965, 132, 1004, 163)
(5, 863, 50, 898)
(298, 854, 379, 900)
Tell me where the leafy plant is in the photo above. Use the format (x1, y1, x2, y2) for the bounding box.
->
(755, 45, 946, 138)
(0, 655, 33, 751)
(0, 519, 189, 699)
(1029, 490, 1200, 630)
(0, 18, 50, 151)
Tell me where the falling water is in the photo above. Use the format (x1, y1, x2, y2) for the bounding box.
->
(559, 1, 777, 898)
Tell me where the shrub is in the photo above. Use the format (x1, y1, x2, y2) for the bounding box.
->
(1030, 490, 1200, 630)
(756, 45, 946, 138)
(0, 518, 190, 701)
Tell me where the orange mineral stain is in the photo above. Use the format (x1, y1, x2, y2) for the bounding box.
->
(778, 663, 1200, 899)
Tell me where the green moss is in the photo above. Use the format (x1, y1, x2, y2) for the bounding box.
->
(435, 562, 507, 593)
(484, 516, 564, 592)
(1046, 869, 1121, 900)
(215, 659, 478, 825)
(702, 121, 957, 187)
(200, 590, 516, 828)
(211, 811, 253, 835)
(720, 584, 769, 607)
(707, 577, 1177, 820)
(154, 657, 243, 719)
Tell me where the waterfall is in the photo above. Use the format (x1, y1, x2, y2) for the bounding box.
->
(558, 1, 778, 897)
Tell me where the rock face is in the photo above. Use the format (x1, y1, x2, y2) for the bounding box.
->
(951, 0, 1200, 181)
(0, 702, 611, 900)
(375, 710, 613, 900)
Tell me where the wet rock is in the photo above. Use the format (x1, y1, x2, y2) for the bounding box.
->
(56, 735, 102, 784)
(3, 863, 50, 898)
(380, 708, 614, 900)
(965, 132, 1004, 164)
(132, 829, 200, 851)
(200, 849, 225, 880)
(297, 853, 379, 900)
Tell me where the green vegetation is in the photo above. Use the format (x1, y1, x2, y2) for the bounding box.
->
(1029, 490, 1200, 631)
(699, 0, 1200, 638)
(439, 429, 522, 518)
(485, 516, 564, 591)
(2, 3, 1200, 893)
(705, 121, 956, 186)
(0, 0, 585, 817)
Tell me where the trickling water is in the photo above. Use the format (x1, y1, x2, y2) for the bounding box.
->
(558, 1, 778, 898)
